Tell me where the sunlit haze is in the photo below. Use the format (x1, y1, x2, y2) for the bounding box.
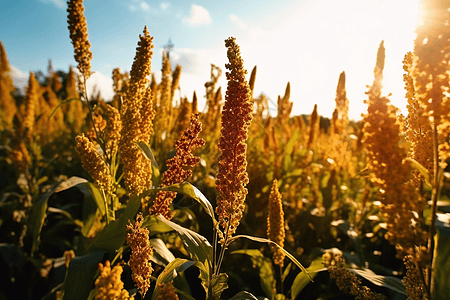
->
(1, 0, 421, 120)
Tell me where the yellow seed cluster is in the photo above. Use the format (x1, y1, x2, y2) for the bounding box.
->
(10, 142, 31, 175)
(103, 105, 122, 157)
(126, 213, 153, 297)
(67, 0, 92, 78)
(363, 43, 427, 258)
(413, 2, 450, 167)
(306, 104, 319, 149)
(75, 134, 112, 194)
(267, 179, 285, 267)
(94, 260, 134, 300)
(0, 41, 17, 129)
(156, 281, 179, 300)
(403, 255, 428, 300)
(276, 82, 292, 125)
(149, 113, 205, 219)
(402, 52, 433, 181)
(119, 27, 155, 195)
(326, 255, 386, 300)
(22, 72, 39, 140)
(215, 37, 253, 243)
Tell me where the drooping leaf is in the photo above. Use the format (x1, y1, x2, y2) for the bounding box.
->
(28, 182, 62, 254)
(54, 176, 88, 193)
(62, 251, 106, 300)
(231, 249, 276, 300)
(142, 214, 174, 234)
(150, 238, 176, 266)
(151, 258, 198, 300)
(155, 215, 213, 297)
(136, 141, 160, 186)
(349, 268, 406, 296)
(407, 158, 432, 187)
(156, 182, 217, 225)
(76, 182, 107, 219)
(89, 195, 141, 253)
(227, 235, 311, 280)
(155, 214, 212, 268)
(291, 256, 326, 299)
(228, 291, 259, 300)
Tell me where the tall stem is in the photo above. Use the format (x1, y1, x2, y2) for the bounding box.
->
(427, 124, 440, 297)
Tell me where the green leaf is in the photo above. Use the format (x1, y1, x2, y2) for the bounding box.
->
(281, 262, 292, 282)
(49, 97, 81, 119)
(433, 215, 450, 299)
(228, 291, 259, 300)
(209, 273, 229, 300)
(142, 214, 174, 234)
(77, 182, 109, 219)
(407, 158, 432, 187)
(172, 287, 197, 300)
(151, 258, 198, 300)
(150, 238, 176, 266)
(231, 249, 276, 300)
(291, 256, 326, 299)
(155, 214, 212, 268)
(136, 141, 160, 186)
(283, 128, 299, 173)
(349, 268, 406, 295)
(74, 182, 103, 236)
(227, 235, 311, 281)
(62, 251, 106, 300)
(28, 182, 61, 254)
(89, 195, 141, 253)
(156, 182, 217, 226)
(155, 215, 213, 297)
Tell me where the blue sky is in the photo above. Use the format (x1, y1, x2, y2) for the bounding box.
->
(1, 0, 420, 119)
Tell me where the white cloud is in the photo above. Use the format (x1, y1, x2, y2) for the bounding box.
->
(140, 1, 150, 11)
(230, 14, 247, 30)
(183, 4, 212, 26)
(86, 72, 114, 101)
(38, 0, 65, 9)
(128, 0, 151, 12)
(161, 2, 170, 10)
(164, 47, 227, 110)
(10, 65, 29, 94)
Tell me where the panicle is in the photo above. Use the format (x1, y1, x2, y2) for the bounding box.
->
(362, 45, 427, 258)
(325, 254, 386, 300)
(276, 82, 292, 124)
(75, 134, 112, 194)
(215, 37, 253, 243)
(103, 105, 122, 157)
(403, 255, 429, 300)
(22, 72, 39, 140)
(126, 213, 153, 297)
(0, 41, 17, 129)
(267, 179, 286, 267)
(67, 0, 92, 78)
(94, 260, 134, 300)
(402, 52, 433, 181)
(156, 281, 180, 300)
(119, 27, 155, 195)
(10, 142, 31, 175)
(306, 104, 319, 149)
(149, 113, 205, 219)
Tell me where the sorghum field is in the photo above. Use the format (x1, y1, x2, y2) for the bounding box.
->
(1, 0, 450, 299)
